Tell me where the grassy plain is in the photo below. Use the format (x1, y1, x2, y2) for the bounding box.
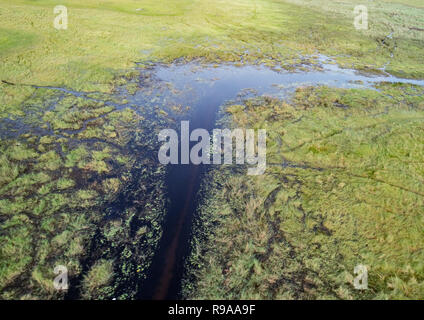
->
(1, 0, 423, 115)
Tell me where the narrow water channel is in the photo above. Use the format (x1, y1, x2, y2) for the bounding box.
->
(135, 59, 424, 299)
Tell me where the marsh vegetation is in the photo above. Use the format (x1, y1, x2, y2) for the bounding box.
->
(0, 0, 423, 299)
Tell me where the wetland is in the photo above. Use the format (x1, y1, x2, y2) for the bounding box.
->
(1, 0, 423, 300)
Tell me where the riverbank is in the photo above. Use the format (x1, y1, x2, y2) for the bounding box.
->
(183, 83, 424, 299)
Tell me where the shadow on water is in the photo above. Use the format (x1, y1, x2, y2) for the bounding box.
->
(138, 77, 240, 299)
(135, 59, 424, 300)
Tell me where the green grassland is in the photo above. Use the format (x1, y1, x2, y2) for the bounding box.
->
(284, 0, 424, 75)
(184, 83, 424, 299)
(1, 0, 423, 115)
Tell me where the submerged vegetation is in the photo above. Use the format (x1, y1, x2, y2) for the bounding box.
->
(0, 86, 172, 299)
(1, 0, 423, 300)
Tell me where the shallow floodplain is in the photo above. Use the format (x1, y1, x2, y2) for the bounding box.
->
(0, 0, 424, 300)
